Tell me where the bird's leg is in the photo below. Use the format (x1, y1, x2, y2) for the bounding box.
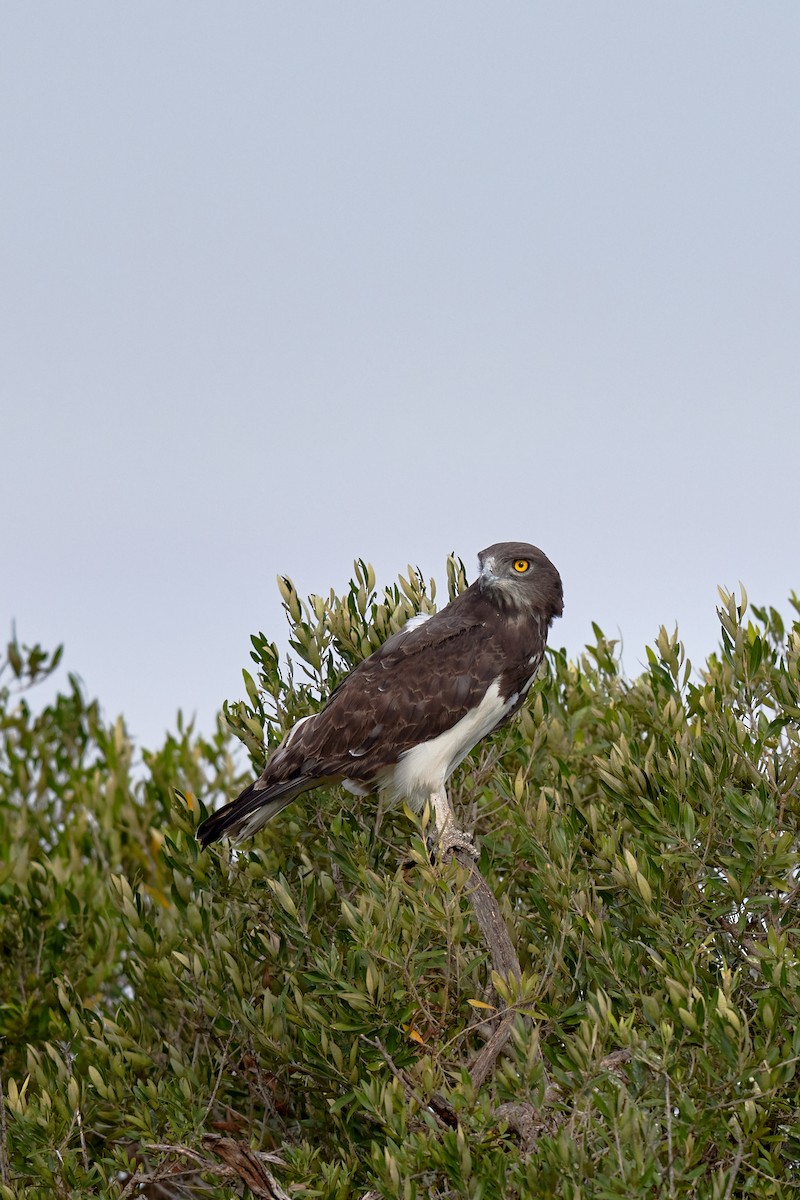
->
(430, 790, 479, 861)
(373, 791, 386, 841)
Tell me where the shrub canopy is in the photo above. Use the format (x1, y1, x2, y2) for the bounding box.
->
(1, 561, 799, 1199)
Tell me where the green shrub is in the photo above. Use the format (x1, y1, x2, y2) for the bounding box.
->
(1, 566, 798, 1198)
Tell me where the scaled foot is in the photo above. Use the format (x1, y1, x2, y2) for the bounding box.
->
(436, 824, 480, 862)
(428, 790, 479, 862)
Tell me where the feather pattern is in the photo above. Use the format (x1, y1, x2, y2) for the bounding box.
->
(197, 541, 562, 846)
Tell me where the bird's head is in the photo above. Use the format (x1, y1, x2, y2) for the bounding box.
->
(477, 541, 564, 623)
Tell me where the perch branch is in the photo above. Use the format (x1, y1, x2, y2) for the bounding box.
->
(451, 846, 532, 1089)
(452, 847, 523, 981)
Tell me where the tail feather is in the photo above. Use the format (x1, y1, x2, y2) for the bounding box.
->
(197, 776, 314, 847)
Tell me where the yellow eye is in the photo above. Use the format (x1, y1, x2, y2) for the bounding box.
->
(513, 559, 529, 573)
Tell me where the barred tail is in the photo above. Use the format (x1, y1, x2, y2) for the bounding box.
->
(196, 775, 314, 847)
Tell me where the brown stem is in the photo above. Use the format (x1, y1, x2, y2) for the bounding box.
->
(451, 848, 530, 1089)
(452, 848, 523, 981)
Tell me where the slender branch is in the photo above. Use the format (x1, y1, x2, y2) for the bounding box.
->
(128, 1140, 288, 1200)
(665, 1073, 675, 1199)
(0, 1069, 9, 1187)
(452, 848, 522, 981)
(361, 1036, 457, 1127)
(468, 1011, 518, 1090)
(723, 1142, 745, 1200)
(202, 1135, 291, 1199)
(451, 847, 530, 1089)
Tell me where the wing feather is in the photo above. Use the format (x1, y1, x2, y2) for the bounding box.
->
(263, 581, 543, 788)
(198, 566, 552, 845)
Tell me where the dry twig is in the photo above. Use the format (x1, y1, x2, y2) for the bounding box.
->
(117, 1140, 288, 1200)
(202, 1135, 290, 1199)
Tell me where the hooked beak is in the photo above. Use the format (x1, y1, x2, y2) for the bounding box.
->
(479, 556, 498, 585)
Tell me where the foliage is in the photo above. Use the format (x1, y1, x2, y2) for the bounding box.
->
(1, 562, 799, 1199)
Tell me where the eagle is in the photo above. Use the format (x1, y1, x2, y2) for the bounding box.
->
(197, 542, 563, 858)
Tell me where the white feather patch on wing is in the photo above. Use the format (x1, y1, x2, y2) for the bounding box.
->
(379, 612, 432, 654)
(385, 679, 513, 811)
(269, 713, 315, 770)
(403, 613, 433, 632)
(283, 713, 315, 746)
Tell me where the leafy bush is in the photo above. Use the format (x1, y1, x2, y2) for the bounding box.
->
(1, 563, 799, 1199)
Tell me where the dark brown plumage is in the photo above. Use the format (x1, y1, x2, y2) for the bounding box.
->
(197, 542, 563, 852)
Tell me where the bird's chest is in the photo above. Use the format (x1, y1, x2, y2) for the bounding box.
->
(387, 679, 515, 807)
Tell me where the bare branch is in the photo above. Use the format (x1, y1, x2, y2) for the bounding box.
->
(0, 1070, 9, 1187)
(468, 1011, 518, 1090)
(453, 847, 522, 981)
(451, 847, 529, 1088)
(202, 1135, 291, 1199)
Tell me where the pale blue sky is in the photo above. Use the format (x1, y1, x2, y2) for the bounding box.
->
(2, 4, 799, 748)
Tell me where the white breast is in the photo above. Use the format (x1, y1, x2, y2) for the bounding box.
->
(381, 679, 513, 811)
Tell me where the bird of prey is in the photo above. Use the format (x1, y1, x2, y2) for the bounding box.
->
(197, 542, 563, 858)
